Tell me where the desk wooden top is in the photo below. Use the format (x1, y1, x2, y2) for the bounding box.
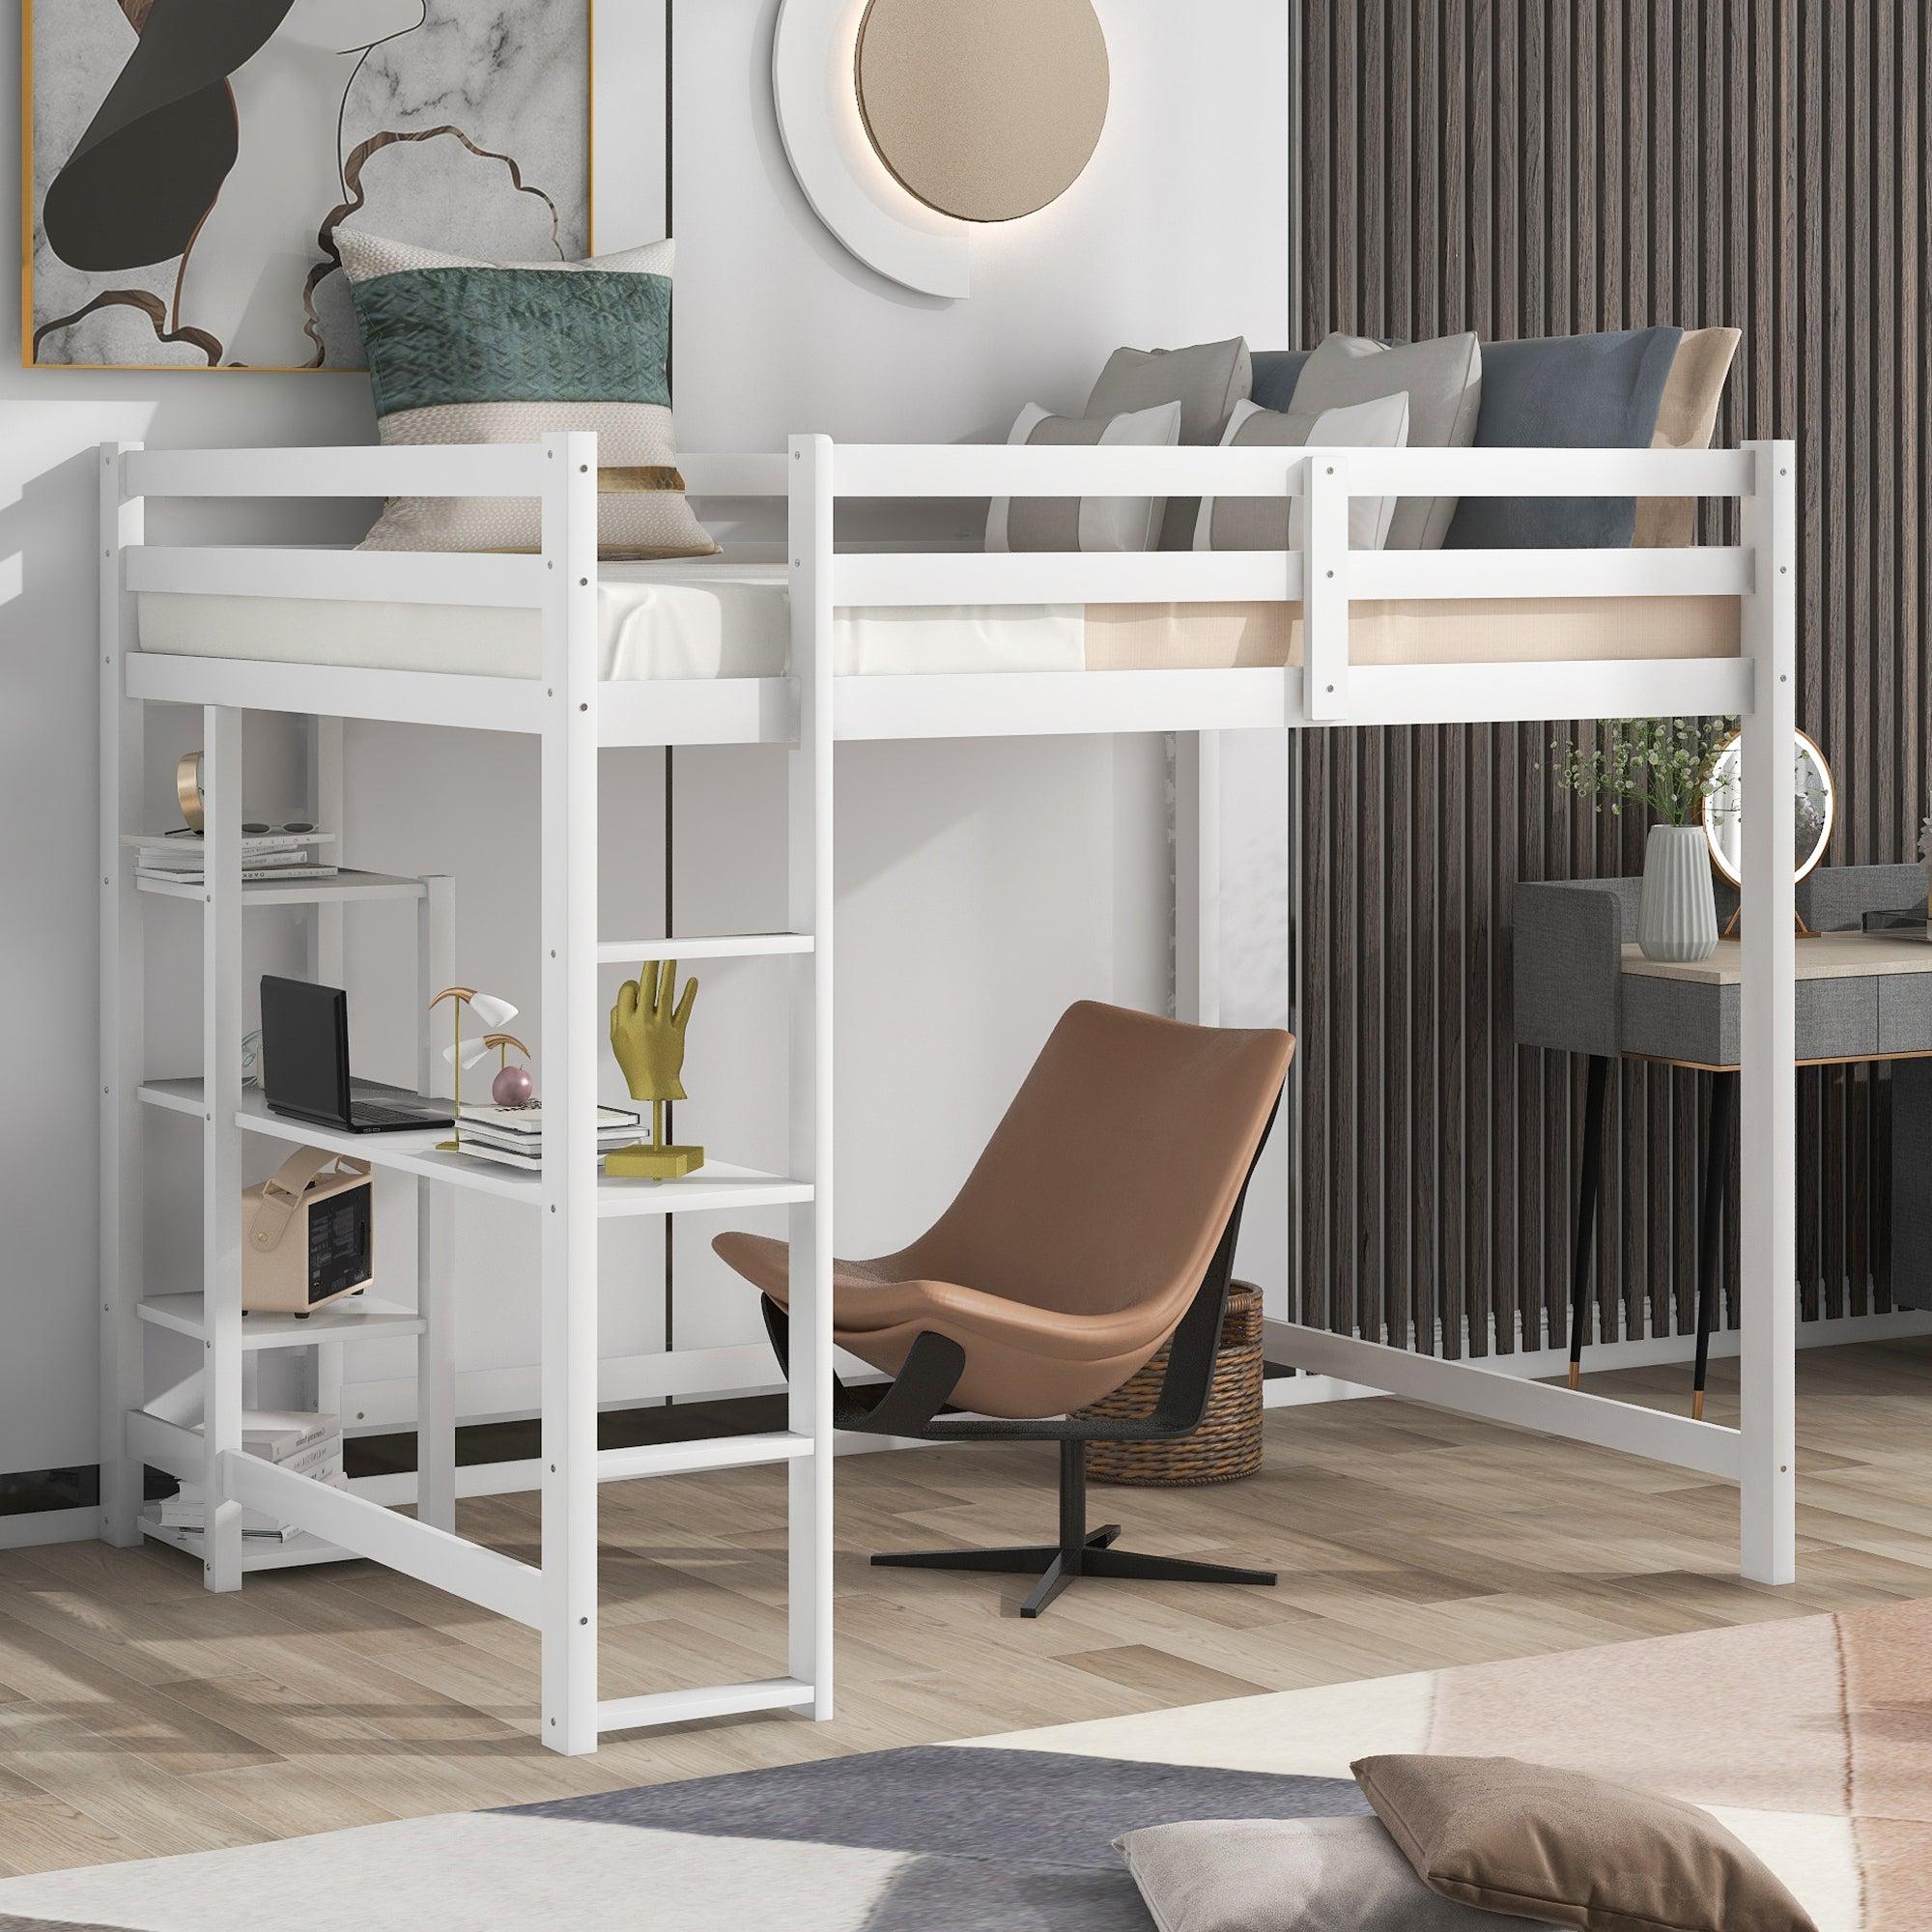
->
(1622, 934, 1932, 984)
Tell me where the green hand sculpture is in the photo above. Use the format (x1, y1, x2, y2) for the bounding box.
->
(609, 959, 697, 1104)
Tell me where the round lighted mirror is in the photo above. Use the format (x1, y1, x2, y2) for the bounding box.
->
(855, 0, 1110, 223)
(1701, 727, 1834, 887)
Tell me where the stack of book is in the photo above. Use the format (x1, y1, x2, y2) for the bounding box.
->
(153, 1409, 344, 1544)
(451, 1101, 644, 1172)
(129, 830, 338, 888)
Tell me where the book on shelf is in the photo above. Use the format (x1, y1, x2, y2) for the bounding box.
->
(139, 863, 342, 886)
(157, 1472, 347, 1538)
(449, 1103, 645, 1172)
(179, 1408, 340, 1463)
(456, 1102, 640, 1140)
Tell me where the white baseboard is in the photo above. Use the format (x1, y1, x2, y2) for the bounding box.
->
(0, 1506, 102, 1550)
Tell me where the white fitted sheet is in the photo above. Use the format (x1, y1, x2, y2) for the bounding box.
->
(136, 560, 1085, 679)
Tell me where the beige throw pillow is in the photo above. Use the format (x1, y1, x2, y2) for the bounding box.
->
(1118, 1815, 1555, 1932)
(1086, 337, 1254, 548)
(1634, 327, 1743, 548)
(1194, 393, 1410, 553)
(985, 399, 1182, 553)
(1353, 1755, 1818, 1932)
(1287, 331, 1483, 549)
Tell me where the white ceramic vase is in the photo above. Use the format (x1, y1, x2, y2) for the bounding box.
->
(1637, 823, 1719, 963)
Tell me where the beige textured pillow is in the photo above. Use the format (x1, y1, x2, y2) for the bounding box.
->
(1194, 393, 1409, 553)
(1086, 337, 1254, 548)
(339, 231, 717, 560)
(1287, 331, 1483, 549)
(1634, 327, 1743, 548)
(1353, 1755, 1818, 1932)
(985, 399, 1182, 553)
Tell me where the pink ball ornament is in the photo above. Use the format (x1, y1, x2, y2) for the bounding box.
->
(493, 1064, 534, 1108)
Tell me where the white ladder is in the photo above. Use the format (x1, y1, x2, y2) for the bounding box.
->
(538, 432, 837, 1751)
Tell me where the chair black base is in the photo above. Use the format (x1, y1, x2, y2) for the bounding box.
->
(870, 1439, 1277, 1617)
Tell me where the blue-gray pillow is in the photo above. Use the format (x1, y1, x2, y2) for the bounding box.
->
(1251, 349, 1311, 413)
(1444, 327, 1682, 550)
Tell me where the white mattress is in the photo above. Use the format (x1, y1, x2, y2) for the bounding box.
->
(135, 557, 1742, 679)
(136, 560, 1085, 679)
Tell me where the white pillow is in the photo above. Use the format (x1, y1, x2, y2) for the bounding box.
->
(986, 399, 1182, 553)
(1194, 393, 1410, 554)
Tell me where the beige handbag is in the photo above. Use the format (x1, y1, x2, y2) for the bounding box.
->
(242, 1148, 375, 1315)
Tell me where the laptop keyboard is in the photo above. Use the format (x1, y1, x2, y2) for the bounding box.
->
(352, 1101, 442, 1128)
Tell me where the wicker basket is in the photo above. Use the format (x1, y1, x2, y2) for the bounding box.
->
(1077, 1280, 1264, 1486)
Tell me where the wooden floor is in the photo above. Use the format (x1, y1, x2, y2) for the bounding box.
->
(5, 1338, 1932, 1875)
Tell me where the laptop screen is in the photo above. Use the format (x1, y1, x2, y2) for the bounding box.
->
(260, 977, 351, 1122)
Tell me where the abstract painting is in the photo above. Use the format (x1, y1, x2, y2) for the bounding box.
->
(23, 0, 589, 370)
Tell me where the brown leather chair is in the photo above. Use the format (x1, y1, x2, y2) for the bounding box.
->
(714, 1000, 1293, 1616)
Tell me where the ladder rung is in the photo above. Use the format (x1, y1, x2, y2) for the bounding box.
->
(595, 1431, 813, 1483)
(595, 932, 813, 965)
(598, 1677, 814, 1734)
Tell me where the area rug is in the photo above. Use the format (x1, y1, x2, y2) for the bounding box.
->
(3, 1595, 1927, 1931)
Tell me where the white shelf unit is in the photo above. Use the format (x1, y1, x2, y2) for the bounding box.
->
(100, 429, 1798, 1757)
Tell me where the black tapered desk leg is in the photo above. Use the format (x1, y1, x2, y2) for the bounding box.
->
(1568, 1055, 1611, 1390)
(1691, 1071, 1737, 1421)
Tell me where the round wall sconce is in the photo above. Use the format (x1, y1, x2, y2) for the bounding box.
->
(855, 0, 1110, 224)
(773, 0, 1111, 298)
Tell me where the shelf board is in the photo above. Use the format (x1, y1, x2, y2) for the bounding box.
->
(595, 932, 814, 965)
(146, 1080, 810, 1218)
(137, 1290, 426, 1350)
(137, 867, 427, 906)
(139, 1077, 206, 1118)
(139, 1512, 355, 1572)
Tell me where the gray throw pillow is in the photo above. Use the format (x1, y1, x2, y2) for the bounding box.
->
(1118, 1815, 1555, 1932)
(1250, 348, 1312, 413)
(1287, 331, 1483, 549)
(1443, 326, 1683, 551)
(1195, 393, 1409, 553)
(1086, 337, 1254, 549)
(985, 399, 1181, 553)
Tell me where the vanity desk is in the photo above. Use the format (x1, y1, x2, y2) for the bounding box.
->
(1517, 863, 1932, 1413)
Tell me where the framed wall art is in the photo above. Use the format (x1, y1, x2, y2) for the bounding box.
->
(22, 0, 591, 371)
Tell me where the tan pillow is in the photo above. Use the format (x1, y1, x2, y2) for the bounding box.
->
(1352, 1755, 1818, 1932)
(1634, 327, 1742, 548)
(1086, 337, 1254, 549)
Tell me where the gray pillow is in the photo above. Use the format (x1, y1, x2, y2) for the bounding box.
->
(1287, 331, 1483, 549)
(1250, 348, 1311, 413)
(1195, 393, 1409, 552)
(1117, 1815, 1557, 1932)
(1087, 337, 1253, 549)
(1443, 326, 1683, 550)
(985, 399, 1181, 553)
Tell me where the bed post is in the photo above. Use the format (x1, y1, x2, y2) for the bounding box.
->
(1175, 734, 1220, 1024)
(200, 703, 246, 1591)
(539, 431, 602, 1751)
(1738, 438, 1798, 1585)
(788, 433, 836, 1716)
(99, 442, 145, 1548)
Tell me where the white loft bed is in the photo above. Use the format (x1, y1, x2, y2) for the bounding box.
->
(99, 432, 1799, 1756)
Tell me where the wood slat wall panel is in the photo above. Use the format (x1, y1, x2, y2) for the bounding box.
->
(1297, 0, 1925, 1352)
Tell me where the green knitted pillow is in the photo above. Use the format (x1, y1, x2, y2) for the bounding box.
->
(340, 231, 716, 560)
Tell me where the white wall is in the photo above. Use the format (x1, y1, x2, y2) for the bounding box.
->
(1, 0, 1291, 1499)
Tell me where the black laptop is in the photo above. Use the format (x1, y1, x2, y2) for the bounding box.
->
(260, 977, 455, 1133)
